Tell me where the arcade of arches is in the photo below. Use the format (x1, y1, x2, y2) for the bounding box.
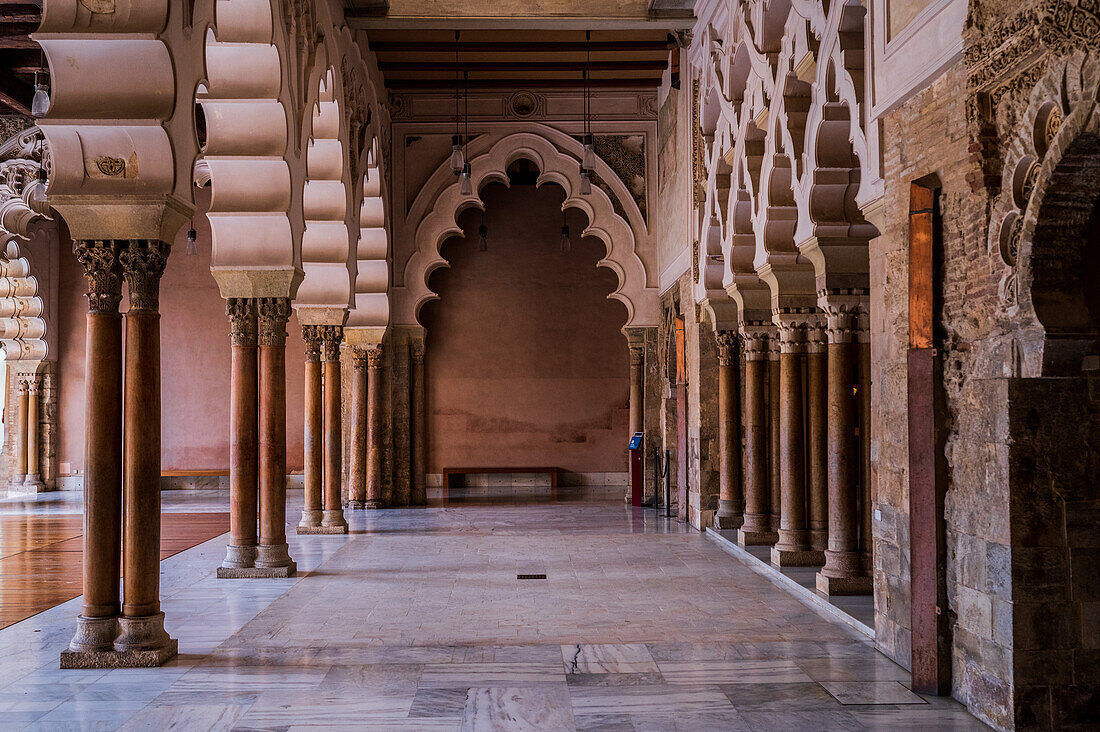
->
(0, 0, 1095, 730)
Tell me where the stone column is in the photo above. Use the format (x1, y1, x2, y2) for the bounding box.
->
(767, 338, 782, 532)
(806, 324, 828, 552)
(320, 326, 348, 532)
(629, 341, 644, 436)
(347, 347, 368, 508)
(771, 316, 824, 567)
(859, 319, 873, 574)
(737, 327, 778, 545)
(713, 330, 742, 529)
(365, 345, 385, 509)
(410, 341, 427, 506)
(115, 239, 176, 661)
(24, 375, 42, 489)
(13, 377, 27, 482)
(297, 326, 323, 531)
(220, 299, 259, 573)
(816, 305, 871, 594)
(64, 241, 124, 662)
(255, 298, 295, 576)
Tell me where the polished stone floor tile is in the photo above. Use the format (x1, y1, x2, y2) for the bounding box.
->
(0, 495, 985, 730)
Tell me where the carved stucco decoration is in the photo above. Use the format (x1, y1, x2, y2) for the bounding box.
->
(401, 130, 658, 328)
(591, 134, 647, 223)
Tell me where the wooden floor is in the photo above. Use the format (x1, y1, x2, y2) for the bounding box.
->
(0, 512, 229, 630)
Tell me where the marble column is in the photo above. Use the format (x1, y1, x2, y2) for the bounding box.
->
(320, 326, 349, 532)
(365, 345, 385, 509)
(220, 299, 259, 573)
(115, 239, 176, 661)
(713, 330, 743, 530)
(816, 306, 872, 594)
(737, 327, 777, 545)
(807, 325, 828, 552)
(23, 375, 42, 489)
(347, 347, 368, 508)
(255, 298, 295, 576)
(64, 241, 124, 663)
(13, 377, 27, 482)
(859, 319, 873, 574)
(767, 339, 782, 532)
(771, 317, 824, 567)
(297, 326, 324, 531)
(410, 340, 427, 506)
(629, 342, 644, 436)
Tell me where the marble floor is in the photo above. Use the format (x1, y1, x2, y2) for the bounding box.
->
(0, 492, 987, 731)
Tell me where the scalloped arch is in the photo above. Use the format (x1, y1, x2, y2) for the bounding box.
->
(401, 132, 658, 328)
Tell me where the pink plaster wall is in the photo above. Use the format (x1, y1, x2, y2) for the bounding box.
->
(421, 182, 630, 474)
(56, 188, 307, 476)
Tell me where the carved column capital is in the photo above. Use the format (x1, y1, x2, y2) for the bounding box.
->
(350, 346, 368, 370)
(257, 298, 292, 347)
(629, 344, 645, 367)
(16, 373, 39, 394)
(411, 342, 425, 366)
(739, 323, 775, 361)
(775, 309, 825, 354)
(366, 345, 384, 369)
(119, 239, 170, 312)
(226, 298, 258, 347)
(301, 325, 323, 363)
(73, 240, 123, 314)
(806, 323, 827, 354)
(319, 325, 343, 362)
(715, 330, 739, 366)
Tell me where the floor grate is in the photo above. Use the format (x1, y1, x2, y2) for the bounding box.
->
(517, 574, 547, 580)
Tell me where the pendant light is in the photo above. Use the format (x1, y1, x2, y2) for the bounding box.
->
(186, 219, 198, 256)
(477, 210, 488, 252)
(31, 52, 49, 118)
(581, 30, 596, 171)
(579, 163, 592, 196)
(449, 31, 465, 175)
(458, 70, 473, 195)
(560, 209, 571, 254)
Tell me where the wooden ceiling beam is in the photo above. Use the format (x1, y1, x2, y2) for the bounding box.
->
(0, 66, 32, 115)
(0, 37, 38, 49)
(379, 59, 667, 72)
(371, 40, 672, 53)
(387, 76, 661, 90)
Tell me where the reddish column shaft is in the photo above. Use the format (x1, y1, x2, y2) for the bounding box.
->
(259, 342, 287, 547)
(366, 357, 384, 506)
(122, 310, 161, 618)
(807, 346, 829, 550)
(741, 351, 770, 533)
(410, 350, 427, 506)
(717, 356, 740, 508)
(349, 358, 368, 505)
(229, 339, 258, 553)
(303, 359, 322, 514)
(767, 353, 782, 527)
(859, 340, 872, 563)
(323, 358, 342, 513)
(824, 340, 860, 564)
(26, 386, 39, 478)
(82, 310, 123, 621)
(14, 387, 27, 478)
(776, 348, 807, 546)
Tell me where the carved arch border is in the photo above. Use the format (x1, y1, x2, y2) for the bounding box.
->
(401, 131, 658, 328)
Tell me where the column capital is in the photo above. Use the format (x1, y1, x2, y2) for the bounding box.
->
(301, 325, 323, 363)
(73, 240, 123, 315)
(366, 345, 384, 369)
(227, 298, 258, 348)
(818, 290, 867, 344)
(714, 330, 739, 366)
(739, 323, 775, 361)
(16, 373, 39, 394)
(319, 325, 343, 362)
(350, 346, 368, 370)
(119, 239, 170, 312)
(774, 309, 825, 354)
(257, 298, 292, 347)
(411, 342, 425, 366)
(629, 344, 644, 367)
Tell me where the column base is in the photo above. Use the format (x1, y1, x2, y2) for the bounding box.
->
(713, 512, 744, 530)
(297, 509, 323, 530)
(737, 528, 779, 546)
(363, 499, 386, 510)
(815, 571, 873, 596)
(22, 475, 46, 492)
(61, 640, 177, 669)
(810, 529, 828, 553)
(67, 615, 118, 654)
(255, 543, 295, 570)
(771, 546, 826, 567)
(322, 509, 348, 529)
(114, 612, 174, 654)
(346, 500, 367, 510)
(769, 514, 781, 531)
(217, 564, 297, 578)
(220, 544, 257, 570)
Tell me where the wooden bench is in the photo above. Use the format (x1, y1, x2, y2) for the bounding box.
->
(442, 467, 559, 492)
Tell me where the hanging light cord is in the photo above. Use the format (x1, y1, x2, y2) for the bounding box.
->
(454, 31, 461, 140)
(464, 70, 469, 161)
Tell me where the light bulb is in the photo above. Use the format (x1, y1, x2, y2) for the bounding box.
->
(31, 72, 49, 118)
(582, 134, 596, 170)
(580, 168, 592, 196)
(560, 225, 571, 253)
(459, 163, 472, 195)
(477, 223, 488, 252)
(450, 135, 465, 175)
(186, 226, 197, 256)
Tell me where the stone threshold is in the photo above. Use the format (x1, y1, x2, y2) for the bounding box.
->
(704, 528, 874, 640)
